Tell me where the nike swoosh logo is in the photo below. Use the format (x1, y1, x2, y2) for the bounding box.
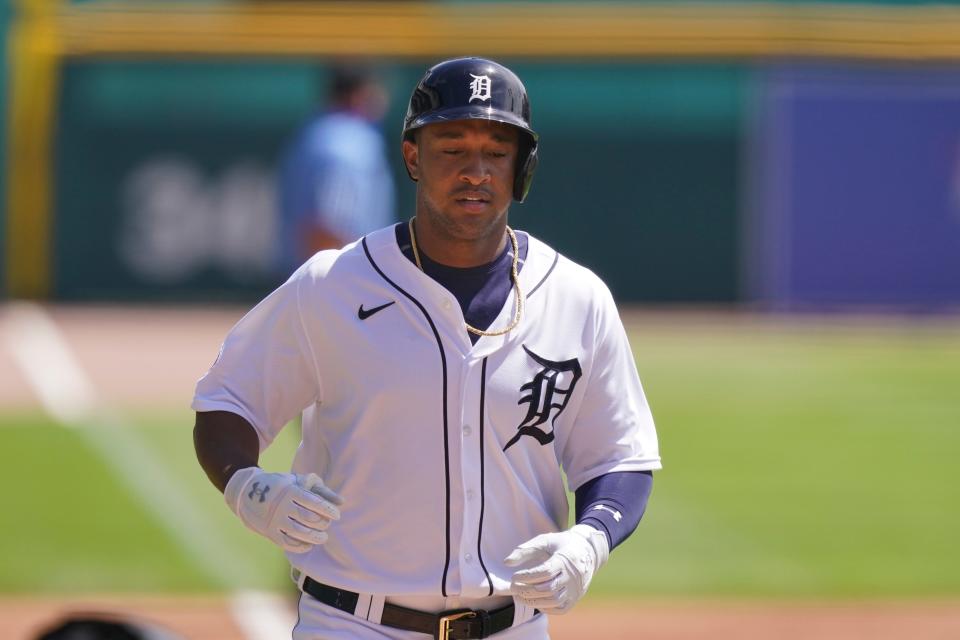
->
(358, 301, 396, 320)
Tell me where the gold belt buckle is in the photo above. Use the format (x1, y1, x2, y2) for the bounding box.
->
(437, 610, 477, 640)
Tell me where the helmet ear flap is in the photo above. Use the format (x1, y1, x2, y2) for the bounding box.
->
(513, 139, 538, 202)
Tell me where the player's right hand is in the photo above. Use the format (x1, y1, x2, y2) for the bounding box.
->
(224, 467, 343, 553)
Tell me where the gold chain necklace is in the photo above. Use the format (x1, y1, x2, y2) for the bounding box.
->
(408, 217, 524, 337)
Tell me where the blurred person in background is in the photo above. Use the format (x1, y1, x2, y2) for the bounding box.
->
(277, 62, 396, 274)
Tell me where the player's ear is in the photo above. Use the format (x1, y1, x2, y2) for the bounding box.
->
(402, 138, 419, 182)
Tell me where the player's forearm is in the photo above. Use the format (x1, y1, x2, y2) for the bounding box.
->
(193, 410, 261, 493)
(574, 470, 653, 550)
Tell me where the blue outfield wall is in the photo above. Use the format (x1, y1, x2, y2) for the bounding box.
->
(749, 64, 960, 311)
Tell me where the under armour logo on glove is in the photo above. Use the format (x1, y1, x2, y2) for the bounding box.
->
(248, 482, 270, 503)
(225, 468, 344, 553)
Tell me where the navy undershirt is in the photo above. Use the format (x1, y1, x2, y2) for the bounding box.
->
(575, 470, 653, 550)
(395, 222, 528, 345)
(394, 221, 653, 548)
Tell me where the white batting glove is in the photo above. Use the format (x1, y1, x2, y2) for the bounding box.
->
(505, 524, 609, 615)
(224, 467, 343, 553)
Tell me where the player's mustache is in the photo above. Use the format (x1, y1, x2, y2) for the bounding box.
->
(452, 188, 492, 200)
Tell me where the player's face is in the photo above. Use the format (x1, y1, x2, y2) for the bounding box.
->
(403, 119, 519, 256)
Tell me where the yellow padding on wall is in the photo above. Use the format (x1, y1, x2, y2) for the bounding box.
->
(53, 2, 960, 60)
(6, 2, 59, 299)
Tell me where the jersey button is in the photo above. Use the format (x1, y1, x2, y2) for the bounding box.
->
(462, 425, 472, 437)
(464, 553, 474, 563)
(466, 489, 475, 500)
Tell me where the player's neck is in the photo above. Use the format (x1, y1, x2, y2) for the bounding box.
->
(411, 218, 508, 268)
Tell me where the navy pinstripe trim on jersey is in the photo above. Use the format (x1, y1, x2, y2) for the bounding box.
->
(526, 250, 559, 299)
(293, 591, 302, 638)
(477, 356, 494, 596)
(362, 237, 453, 597)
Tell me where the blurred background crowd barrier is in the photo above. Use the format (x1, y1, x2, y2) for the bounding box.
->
(1, 0, 959, 309)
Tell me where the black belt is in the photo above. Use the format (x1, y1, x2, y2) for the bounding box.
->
(301, 576, 528, 639)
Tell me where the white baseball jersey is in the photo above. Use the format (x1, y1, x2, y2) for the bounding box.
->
(193, 224, 661, 601)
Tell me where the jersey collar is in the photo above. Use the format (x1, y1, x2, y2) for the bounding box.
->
(361, 224, 557, 357)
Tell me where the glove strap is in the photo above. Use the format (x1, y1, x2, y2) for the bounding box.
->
(570, 524, 610, 569)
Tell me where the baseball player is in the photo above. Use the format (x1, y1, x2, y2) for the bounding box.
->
(193, 57, 661, 639)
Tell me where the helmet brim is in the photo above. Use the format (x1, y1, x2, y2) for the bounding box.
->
(403, 105, 538, 142)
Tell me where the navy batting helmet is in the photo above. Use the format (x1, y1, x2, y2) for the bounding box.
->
(402, 57, 539, 202)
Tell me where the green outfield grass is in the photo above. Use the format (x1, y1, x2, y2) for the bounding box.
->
(596, 319, 960, 598)
(1, 410, 300, 593)
(2, 319, 958, 598)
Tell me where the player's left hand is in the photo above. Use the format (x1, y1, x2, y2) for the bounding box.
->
(504, 524, 609, 615)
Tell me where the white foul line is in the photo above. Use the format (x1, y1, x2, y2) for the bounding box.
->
(2, 302, 97, 424)
(1, 302, 295, 640)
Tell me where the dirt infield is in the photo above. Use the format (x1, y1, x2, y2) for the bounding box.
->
(4, 596, 960, 640)
(0, 304, 247, 411)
